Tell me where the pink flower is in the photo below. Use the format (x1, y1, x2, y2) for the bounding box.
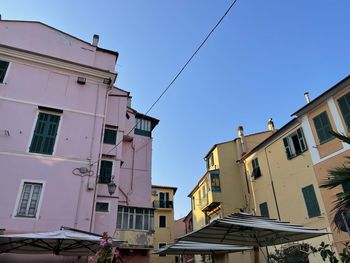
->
(99, 239, 107, 247)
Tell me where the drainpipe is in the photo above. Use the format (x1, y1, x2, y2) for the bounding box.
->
(128, 142, 136, 195)
(264, 147, 281, 220)
(89, 83, 112, 232)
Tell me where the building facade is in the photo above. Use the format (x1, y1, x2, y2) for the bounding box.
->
(150, 185, 177, 263)
(0, 19, 158, 263)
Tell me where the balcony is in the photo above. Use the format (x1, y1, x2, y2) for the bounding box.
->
(153, 200, 173, 209)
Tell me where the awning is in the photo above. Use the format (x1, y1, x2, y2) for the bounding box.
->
(0, 227, 124, 256)
(154, 241, 252, 255)
(179, 213, 329, 247)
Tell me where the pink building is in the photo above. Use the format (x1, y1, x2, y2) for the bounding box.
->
(0, 19, 158, 262)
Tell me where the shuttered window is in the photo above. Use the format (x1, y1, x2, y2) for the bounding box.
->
(251, 158, 261, 179)
(29, 112, 60, 155)
(302, 185, 321, 218)
(259, 202, 270, 218)
(0, 60, 9, 83)
(99, 160, 113, 184)
(338, 93, 350, 130)
(17, 183, 42, 217)
(283, 128, 308, 160)
(103, 129, 117, 144)
(159, 215, 166, 228)
(313, 112, 334, 144)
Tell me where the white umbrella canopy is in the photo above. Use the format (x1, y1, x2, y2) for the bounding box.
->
(155, 241, 253, 255)
(0, 227, 123, 256)
(179, 213, 329, 247)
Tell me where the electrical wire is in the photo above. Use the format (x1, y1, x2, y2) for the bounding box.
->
(91, 0, 239, 166)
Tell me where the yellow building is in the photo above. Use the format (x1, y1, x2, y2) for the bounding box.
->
(188, 128, 273, 263)
(291, 76, 350, 253)
(150, 185, 177, 263)
(240, 118, 334, 262)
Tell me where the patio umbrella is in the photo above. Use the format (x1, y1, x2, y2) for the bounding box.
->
(179, 213, 329, 262)
(154, 241, 252, 255)
(0, 227, 123, 256)
(154, 241, 252, 263)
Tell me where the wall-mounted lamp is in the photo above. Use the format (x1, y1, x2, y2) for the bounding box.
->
(107, 181, 117, 196)
(103, 78, 112, 85)
(77, 77, 86, 85)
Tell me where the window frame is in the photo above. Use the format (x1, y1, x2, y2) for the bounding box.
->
(99, 159, 113, 184)
(283, 128, 308, 160)
(14, 180, 45, 220)
(116, 206, 154, 231)
(28, 110, 62, 155)
(210, 171, 221, 192)
(251, 158, 261, 179)
(0, 59, 10, 84)
(103, 127, 117, 145)
(159, 215, 167, 228)
(312, 111, 334, 144)
(95, 201, 110, 213)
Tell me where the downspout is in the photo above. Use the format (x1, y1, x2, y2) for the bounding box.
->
(264, 147, 281, 220)
(128, 142, 136, 194)
(89, 83, 112, 232)
(74, 79, 100, 230)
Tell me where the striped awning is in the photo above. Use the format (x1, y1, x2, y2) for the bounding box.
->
(155, 241, 252, 255)
(179, 213, 329, 247)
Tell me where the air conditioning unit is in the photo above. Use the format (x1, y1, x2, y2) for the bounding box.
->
(151, 190, 159, 196)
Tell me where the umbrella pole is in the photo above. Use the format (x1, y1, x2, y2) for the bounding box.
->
(254, 246, 259, 263)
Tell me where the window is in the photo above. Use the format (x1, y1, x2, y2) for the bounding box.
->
(283, 128, 308, 159)
(259, 202, 269, 218)
(96, 202, 109, 212)
(134, 118, 152, 137)
(116, 206, 154, 231)
(29, 112, 61, 155)
(159, 192, 170, 208)
(313, 111, 334, 144)
(17, 183, 42, 217)
(210, 171, 221, 192)
(251, 158, 261, 179)
(159, 243, 166, 249)
(99, 160, 113, 184)
(302, 185, 321, 218)
(338, 92, 350, 130)
(0, 60, 9, 83)
(103, 127, 117, 145)
(159, 215, 166, 228)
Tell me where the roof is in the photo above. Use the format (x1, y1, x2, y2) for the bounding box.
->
(152, 185, 177, 194)
(292, 74, 350, 117)
(0, 20, 119, 58)
(239, 118, 299, 161)
(204, 130, 272, 159)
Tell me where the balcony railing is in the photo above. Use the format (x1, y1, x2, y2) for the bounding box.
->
(153, 200, 173, 209)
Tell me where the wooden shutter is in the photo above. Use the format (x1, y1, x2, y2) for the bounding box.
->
(313, 112, 333, 144)
(0, 60, 9, 83)
(338, 93, 350, 130)
(302, 185, 321, 218)
(99, 160, 113, 184)
(259, 202, 270, 218)
(103, 129, 117, 144)
(283, 137, 293, 159)
(296, 128, 308, 152)
(29, 113, 60, 154)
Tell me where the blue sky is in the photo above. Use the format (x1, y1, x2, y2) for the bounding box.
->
(3, 0, 350, 219)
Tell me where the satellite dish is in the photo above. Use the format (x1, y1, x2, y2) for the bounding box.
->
(334, 209, 350, 233)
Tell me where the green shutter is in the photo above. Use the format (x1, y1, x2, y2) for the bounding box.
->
(103, 129, 117, 144)
(259, 202, 269, 218)
(283, 137, 292, 159)
(302, 185, 321, 218)
(296, 128, 308, 152)
(99, 160, 113, 184)
(0, 60, 9, 83)
(29, 112, 60, 155)
(338, 93, 350, 130)
(313, 112, 333, 144)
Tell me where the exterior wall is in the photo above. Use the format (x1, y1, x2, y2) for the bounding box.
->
(243, 123, 334, 262)
(150, 186, 176, 263)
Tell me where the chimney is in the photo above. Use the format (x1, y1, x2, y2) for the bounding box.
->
(268, 118, 275, 132)
(92, 34, 99, 46)
(304, 92, 310, 104)
(237, 126, 247, 155)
